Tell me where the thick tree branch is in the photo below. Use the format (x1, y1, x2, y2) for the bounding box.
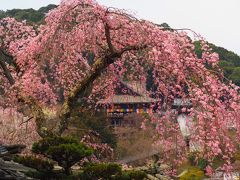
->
(104, 23, 115, 53)
(0, 49, 21, 72)
(0, 50, 15, 85)
(57, 44, 147, 135)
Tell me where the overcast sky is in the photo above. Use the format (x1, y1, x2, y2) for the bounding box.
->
(1, 0, 240, 55)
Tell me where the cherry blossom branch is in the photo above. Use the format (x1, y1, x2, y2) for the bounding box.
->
(0, 50, 48, 137)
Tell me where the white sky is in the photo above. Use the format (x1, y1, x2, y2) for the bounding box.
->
(1, 0, 240, 55)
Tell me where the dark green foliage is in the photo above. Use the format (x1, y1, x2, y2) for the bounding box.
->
(25, 170, 75, 180)
(117, 170, 147, 180)
(47, 143, 92, 174)
(32, 136, 93, 175)
(6, 8, 43, 23)
(194, 41, 240, 86)
(25, 170, 47, 179)
(80, 163, 122, 180)
(197, 159, 208, 170)
(157, 23, 174, 32)
(194, 41, 240, 66)
(210, 44, 240, 86)
(229, 67, 240, 86)
(32, 136, 79, 154)
(13, 155, 54, 172)
(0, 4, 57, 24)
(38, 4, 57, 14)
(0, 10, 6, 19)
(210, 43, 240, 66)
(13, 155, 57, 180)
(159, 22, 171, 29)
(188, 152, 208, 171)
(180, 167, 205, 180)
(80, 163, 146, 180)
(194, 41, 202, 59)
(25, 170, 59, 180)
(219, 60, 235, 77)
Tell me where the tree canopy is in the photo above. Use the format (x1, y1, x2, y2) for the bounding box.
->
(0, 0, 240, 173)
(0, 4, 57, 24)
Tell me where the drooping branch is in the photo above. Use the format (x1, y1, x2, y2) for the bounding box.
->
(0, 49, 48, 137)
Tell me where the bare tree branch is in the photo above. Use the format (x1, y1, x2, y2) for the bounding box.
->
(19, 117, 33, 126)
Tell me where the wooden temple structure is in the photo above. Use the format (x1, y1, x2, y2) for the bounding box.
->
(98, 80, 157, 127)
(98, 79, 192, 136)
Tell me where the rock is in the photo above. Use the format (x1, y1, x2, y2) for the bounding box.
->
(155, 173, 171, 180)
(5, 144, 26, 154)
(158, 164, 171, 172)
(177, 169, 188, 178)
(0, 144, 26, 158)
(0, 158, 35, 179)
(72, 164, 81, 170)
(0, 145, 8, 155)
(147, 174, 159, 180)
(53, 165, 63, 170)
(0, 158, 35, 172)
(134, 166, 149, 172)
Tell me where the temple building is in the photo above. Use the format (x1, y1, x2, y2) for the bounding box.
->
(98, 79, 193, 143)
(98, 80, 157, 127)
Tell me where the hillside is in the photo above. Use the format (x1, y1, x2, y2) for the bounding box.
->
(195, 41, 240, 85)
(0, 4, 57, 24)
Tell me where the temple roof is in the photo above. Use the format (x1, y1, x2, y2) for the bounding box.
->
(120, 81, 148, 96)
(98, 95, 157, 104)
(98, 80, 156, 104)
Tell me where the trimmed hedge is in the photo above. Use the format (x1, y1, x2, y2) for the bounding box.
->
(13, 155, 54, 172)
(81, 163, 122, 179)
(80, 163, 146, 180)
(116, 170, 147, 180)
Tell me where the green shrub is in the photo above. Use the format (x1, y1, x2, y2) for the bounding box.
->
(81, 163, 122, 180)
(47, 143, 93, 174)
(25, 170, 59, 180)
(180, 167, 205, 180)
(32, 136, 93, 175)
(13, 155, 54, 172)
(25, 171, 76, 180)
(188, 152, 208, 170)
(233, 150, 240, 161)
(115, 170, 147, 180)
(32, 136, 79, 154)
